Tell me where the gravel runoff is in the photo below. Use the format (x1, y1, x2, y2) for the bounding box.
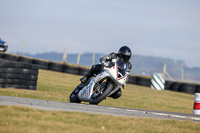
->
(0, 95, 200, 121)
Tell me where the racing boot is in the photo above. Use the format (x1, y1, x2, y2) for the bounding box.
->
(80, 64, 102, 84)
(80, 71, 92, 84)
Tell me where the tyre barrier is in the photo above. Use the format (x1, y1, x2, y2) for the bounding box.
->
(136, 76, 151, 87)
(164, 80, 173, 90)
(78, 67, 89, 76)
(0, 59, 39, 90)
(1, 52, 200, 94)
(164, 81, 198, 94)
(193, 93, 200, 115)
(18, 56, 34, 64)
(178, 83, 196, 94)
(170, 82, 182, 92)
(2, 53, 18, 61)
(63, 64, 79, 75)
(0, 68, 38, 75)
(196, 85, 200, 93)
(33, 58, 49, 70)
(127, 75, 137, 84)
(49, 61, 64, 72)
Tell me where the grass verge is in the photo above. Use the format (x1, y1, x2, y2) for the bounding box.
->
(1, 105, 200, 133)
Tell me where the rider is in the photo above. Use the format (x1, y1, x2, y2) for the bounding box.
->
(79, 46, 132, 99)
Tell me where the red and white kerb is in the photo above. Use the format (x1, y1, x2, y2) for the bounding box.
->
(193, 93, 200, 115)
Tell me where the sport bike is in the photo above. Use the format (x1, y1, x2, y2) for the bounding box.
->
(69, 60, 128, 104)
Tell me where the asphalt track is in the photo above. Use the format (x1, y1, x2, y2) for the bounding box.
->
(0, 95, 200, 121)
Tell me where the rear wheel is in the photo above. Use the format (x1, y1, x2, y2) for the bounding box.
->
(69, 87, 81, 103)
(89, 79, 113, 105)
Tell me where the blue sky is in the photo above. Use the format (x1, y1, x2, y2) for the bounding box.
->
(0, 0, 200, 67)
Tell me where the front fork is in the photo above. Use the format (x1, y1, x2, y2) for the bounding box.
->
(92, 77, 108, 95)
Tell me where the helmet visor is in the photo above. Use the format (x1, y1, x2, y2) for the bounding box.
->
(118, 53, 131, 63)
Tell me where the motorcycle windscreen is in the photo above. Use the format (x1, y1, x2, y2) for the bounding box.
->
(117, 61, 128, 76)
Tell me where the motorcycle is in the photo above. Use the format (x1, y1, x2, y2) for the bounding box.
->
(69, 60, 129, 104)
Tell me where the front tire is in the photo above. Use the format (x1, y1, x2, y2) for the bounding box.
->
(69, 87, 81, 103)
(89, 82, 113, 105)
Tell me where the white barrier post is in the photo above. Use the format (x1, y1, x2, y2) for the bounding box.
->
(77, 54, 80, 65)
(193, 93, 200, 115)
(181, 68, 184, 81)
(21, 41, 24, 56)
(92, 52, 95, 65)
(62, 48, 67, 63)
(162, 64, 166, 80)
(151, 73, 165, 90)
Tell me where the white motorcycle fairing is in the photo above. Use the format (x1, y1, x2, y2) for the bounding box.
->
(77, 61, 127, 102)
(78, 71, 110, 102)
(104, 62, 128, 86)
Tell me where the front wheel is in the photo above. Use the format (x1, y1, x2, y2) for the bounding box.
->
(89, 81, 113, 105)
(69, 87, 81, 103)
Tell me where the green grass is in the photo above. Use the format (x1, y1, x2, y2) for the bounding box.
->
(0, 69, 199, 133)
(1, 105, 200, 133)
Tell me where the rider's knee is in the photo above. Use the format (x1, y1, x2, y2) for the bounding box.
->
(110, 89, 122, 99)
(91, 64, 104, 74)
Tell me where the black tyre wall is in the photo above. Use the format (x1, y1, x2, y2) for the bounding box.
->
(49, 62, 64, 72)
(196, 85, 200, 93)
(127, 75, 137, 84)
(63, 65, 78, 75)
(2, 54, 18, 61)
(0, 52, 4, 58)
(33, 59, 49, 70)
(78, 67, 89, 76)
(170, 82, 181, 92)
(0, 68, 38, 75)
(0, 59, 39, 90)
(18, 56, 34, 64)
(165, 80, 173, 90)
(136, 77, 151, 87)
(0, 79, 37, 86)
(178, 83, 196, 94)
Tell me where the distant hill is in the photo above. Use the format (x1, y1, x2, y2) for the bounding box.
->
(131, 55, 200, 82)
(16, 52, 200, 82)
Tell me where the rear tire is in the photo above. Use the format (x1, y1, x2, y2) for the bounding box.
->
(69, 87, 81, 103)
(89, 82, 113, 105)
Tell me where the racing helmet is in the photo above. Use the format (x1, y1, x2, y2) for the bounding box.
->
(118, 46, 132, 63)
